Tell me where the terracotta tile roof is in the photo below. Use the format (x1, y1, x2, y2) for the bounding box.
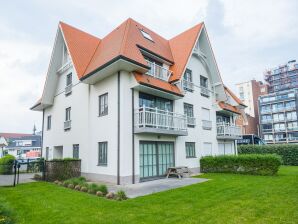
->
(60, 19, 203, 83)
(224, 85, 246, 106)
(134, 72, 183, 96)
(0, 133, 33, 139)
(169, 23, 203, 82)
(218, 101, 241, 114)
(60, 22, 101, 79)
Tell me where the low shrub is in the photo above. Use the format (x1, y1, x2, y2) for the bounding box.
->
(200, 154, 282, 176)
(115, 190, 128, 201)
(98, 185, 108, 195)
(238, 144, 298, 166)
(0, 155, 15, 175)
(106, 192, 115, 199)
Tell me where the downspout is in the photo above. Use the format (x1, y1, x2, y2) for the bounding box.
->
(41, 109, 45, 158)
(117, 72, 120, 185)
(131, 89, 135, 184)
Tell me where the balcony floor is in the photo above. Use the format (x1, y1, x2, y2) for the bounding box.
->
(134, 127, 188, 136)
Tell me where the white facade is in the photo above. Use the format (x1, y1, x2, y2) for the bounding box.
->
(34, 23, 242, 184)
(236, 81, 255, 117)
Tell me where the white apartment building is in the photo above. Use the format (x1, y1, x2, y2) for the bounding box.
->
(31, 18, 244, 184)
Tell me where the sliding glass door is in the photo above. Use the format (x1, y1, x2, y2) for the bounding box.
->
(139, 141, 174, 180)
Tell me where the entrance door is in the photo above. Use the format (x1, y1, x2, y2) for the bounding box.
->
(139, 141, 174, 180)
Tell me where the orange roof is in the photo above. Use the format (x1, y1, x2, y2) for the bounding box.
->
(60, 18, 203, 83)
(218, 102, 241, 114)
(224, 85, 246, 106)
(60, 22, 101, 79)
(134, 72, 183, 96)
(169, 23, 203, 82)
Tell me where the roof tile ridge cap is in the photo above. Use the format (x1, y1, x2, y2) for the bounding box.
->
(119, 18, 131, 56)
(81, 39, 101, 76)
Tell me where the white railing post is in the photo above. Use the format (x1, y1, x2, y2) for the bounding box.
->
(142, 105, 145, 128)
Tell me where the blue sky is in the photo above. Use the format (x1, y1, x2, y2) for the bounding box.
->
(0, 0, 297, 133)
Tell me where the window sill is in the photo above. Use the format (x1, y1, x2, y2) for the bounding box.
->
(97, 164, 107, 167)
(186, 156, 197, 159)
(98, 113, 108, 117)
(187, 125, 195, 128)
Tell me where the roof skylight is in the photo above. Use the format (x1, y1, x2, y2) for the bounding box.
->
(140, 29, 153, 42)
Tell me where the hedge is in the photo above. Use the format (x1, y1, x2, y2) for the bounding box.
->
(238, 144, 298, 166)
(0, 155, 15, 175)
(200, 154, 282, 176)
(44, 158, 81, 181)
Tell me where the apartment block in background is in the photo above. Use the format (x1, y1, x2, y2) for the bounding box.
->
(259, 60, 298, 144)
(236, 79, 268, 135)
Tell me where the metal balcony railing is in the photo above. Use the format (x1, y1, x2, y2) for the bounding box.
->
(200, 86, 210, 97)
(216, 123, 241, 139)
(202, 120, 212, 130)
(183, 80, 195, 92)
(64, 120, 71, 130)
(187, 116, 196, 127)
(145, 60, 172, 82)
(134, 106, 187, 132)
(65, 84, 72, 95)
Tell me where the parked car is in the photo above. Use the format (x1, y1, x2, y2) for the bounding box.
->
(236, 134, 266, 145)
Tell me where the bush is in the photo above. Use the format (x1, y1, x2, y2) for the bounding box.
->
(238, 144, 298, 166)
(97, 185, 108, 195)
(44, 159, 81, 181)
(0, 155, 15, 175)
(115, 190, 128, 201)
(200, 154, 282, 176)
(106, 192, 115, 199)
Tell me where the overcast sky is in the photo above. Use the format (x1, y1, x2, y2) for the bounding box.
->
(0, 0, 297, 133)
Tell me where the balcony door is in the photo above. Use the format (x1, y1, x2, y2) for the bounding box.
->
(139, 141, 174, 180)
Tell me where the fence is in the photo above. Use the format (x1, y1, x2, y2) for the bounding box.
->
(0, 159, 81, 186)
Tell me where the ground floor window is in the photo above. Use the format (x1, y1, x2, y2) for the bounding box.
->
(218, 142, 234, 155)
(73, 144, 79, 159)
(185, 142, 196, 158)
(98, 142, 107, 166)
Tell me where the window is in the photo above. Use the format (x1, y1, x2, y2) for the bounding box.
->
(239, 92, 244, 99)
(183, 69, 193, 92)
(139, 92, 173, 111)
(47, 115, 51, 130)
(99, 93, 108, 116)
(184, 103, 194, 127)
(200, 75, 208, 88)
(65, 107, 71, 121)
(66, 73, 72, 86)
(140, 29, 153, 41)
(73, 144, 79, 159)
(98, 142, 107, 166)
(185, 142, 196, 158)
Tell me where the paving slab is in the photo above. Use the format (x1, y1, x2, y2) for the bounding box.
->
(108, 177, 209, 198)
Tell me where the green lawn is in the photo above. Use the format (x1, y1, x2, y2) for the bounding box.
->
(0, 166, 297, 224)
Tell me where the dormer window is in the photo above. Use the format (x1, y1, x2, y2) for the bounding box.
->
(140, 29, 153, 42)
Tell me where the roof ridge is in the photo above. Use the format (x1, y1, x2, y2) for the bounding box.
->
(119, 18, 131, 55)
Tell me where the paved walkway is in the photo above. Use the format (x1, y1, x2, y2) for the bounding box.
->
(0, 173, 36, 186)
(108, 177, 209, 198)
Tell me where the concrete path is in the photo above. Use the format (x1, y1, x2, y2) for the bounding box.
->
(0, 173, 36, 186)
(108, 177, 209, 198)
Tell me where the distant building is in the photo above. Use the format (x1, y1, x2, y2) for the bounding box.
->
(259, 60, 298, 144)
(236, 79, 268, 136)
(0, 133, 42, 158)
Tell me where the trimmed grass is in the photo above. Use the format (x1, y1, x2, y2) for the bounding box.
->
(0, 166, 297, 224)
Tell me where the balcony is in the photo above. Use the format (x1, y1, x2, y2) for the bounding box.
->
(200, 86, 210, 97)
(272, 108, 284, 113)
(183, 80, 194, 92)
(145, 60, 172, 82)
(285, 106, 296, 111)
(216, 123, 242, 139)
(202, 120, 212, 130)
(134, 106, 187, 136)
(261, 119, 273, 124)
(187, 116, 196, 127)
(287, 126, 298, 131)
(65, 84, 72, 95)
(64, 120, 71, 130)
(261, 109, 272, 114)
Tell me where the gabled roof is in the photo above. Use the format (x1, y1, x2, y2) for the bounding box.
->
(169, 23, 203, 82)
(0, 133, 33, 139)
(60, 22, 101, 79)
(224, 85, 246, 107)
(59, 18, 203, 81)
